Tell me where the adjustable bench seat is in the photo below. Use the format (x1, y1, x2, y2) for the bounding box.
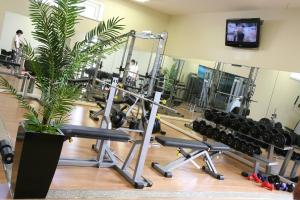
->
(155, 136, 209, 150)
(152, 135, 230, 180)
(69, 78, 92, 84)
(61, 125, 131, 142)
(155, 136, 230, 152)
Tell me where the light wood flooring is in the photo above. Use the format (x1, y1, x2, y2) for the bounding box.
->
(0, 70, 293, 199)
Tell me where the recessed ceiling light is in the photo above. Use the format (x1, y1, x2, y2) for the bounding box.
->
(134, 0, 150, 3)
(290, 73, 300, 82)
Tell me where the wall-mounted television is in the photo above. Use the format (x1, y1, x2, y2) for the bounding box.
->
(225, 18, 261, 48)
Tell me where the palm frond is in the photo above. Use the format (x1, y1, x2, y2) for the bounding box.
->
(0, 76, 38, 118)
(7, 0, 126, 133)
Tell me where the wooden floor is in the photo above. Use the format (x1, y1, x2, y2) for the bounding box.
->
(0, 72, 293, 199)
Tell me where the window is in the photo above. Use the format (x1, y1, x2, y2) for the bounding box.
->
(79, 0, 104, 21)
(42, 0, 104, 21)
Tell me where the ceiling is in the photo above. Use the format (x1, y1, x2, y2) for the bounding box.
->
(130, 0, 300, 15)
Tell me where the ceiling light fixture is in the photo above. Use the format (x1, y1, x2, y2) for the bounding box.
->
(290, 73, 300, 82)
(134, 0, 150, 3)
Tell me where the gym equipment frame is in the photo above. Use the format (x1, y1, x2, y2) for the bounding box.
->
(152, 136, 230, 180)
(59, 77, 164, 188)
(119, 30, 168, 96)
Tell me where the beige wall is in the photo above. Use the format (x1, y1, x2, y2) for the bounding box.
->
(0, 0, 170, 51)
(0, 0, 30, 39)
(267, 71, 300, 128)
(71, 0, 170, 50)
(165, 9, 300, 72)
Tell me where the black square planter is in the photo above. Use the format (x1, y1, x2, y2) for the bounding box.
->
(11, 123, 65, 199)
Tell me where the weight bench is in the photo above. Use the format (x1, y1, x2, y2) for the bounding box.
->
(152, 136, 230, 180)
(59, 124, 154, 189)
(59, 125, 131, 168)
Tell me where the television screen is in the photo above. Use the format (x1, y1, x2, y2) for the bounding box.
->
(225, 18, 261, 48)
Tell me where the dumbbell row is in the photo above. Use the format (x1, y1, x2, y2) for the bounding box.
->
(192, 120, 262, 157)
(204, 109, 293, 148)
(0, 139, 14, 164)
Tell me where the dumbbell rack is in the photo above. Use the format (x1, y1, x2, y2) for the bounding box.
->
(187, 118, 294, 180)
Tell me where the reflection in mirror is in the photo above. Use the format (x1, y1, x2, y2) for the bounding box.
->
(160, 56, 300, 134)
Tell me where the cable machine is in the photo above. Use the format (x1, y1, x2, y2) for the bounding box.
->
(119, 30, 168, 96)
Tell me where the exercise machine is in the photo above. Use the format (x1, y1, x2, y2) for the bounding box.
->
(119, 30, 168, 96)
(59, 77, 176, 188)
(152, 135, 230, 179)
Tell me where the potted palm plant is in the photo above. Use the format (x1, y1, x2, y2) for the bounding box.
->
(0, 0, 125, 198)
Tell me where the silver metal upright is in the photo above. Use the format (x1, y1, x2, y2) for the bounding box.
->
(94, 77, 118, 150)
(133, 91, 161, 183)
(122, 31, 136, 84)
(208, 61, 222, 107)
(147, 32, 168, 95)
(239, 66, 256, 115)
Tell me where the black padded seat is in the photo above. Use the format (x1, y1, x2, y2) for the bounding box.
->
(69, 78, 92, 84)
(203, 141, 230, 151)
(155, 136, 229, 152)
(155, 136, 209, 150)
(93, 95, 129, 105)
(93, 95, 106, 102)
(0, 59, 20, 67)
(61, 125, 131, 142)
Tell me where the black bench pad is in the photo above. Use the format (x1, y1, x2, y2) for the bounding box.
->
(202, 141, 230, 151)
(156, 136, 209, 150)
(61, 125, 131, 142)
(155, 136, 229, 151)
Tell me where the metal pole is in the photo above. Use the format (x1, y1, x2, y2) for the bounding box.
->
(119, 33, 131, 70)
(239, 66, 255, 115)
(133, 91, 161, 181)
(95, 77, 118, 150)
(122, 31, 136, 85)
(147, 32, 168, 95)
(208, 61, 222, 108)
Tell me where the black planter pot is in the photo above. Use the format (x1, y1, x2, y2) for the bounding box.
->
(11, 123, 65, 199)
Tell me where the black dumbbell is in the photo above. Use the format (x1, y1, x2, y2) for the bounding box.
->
(129, 119, 140, 130)
(246, 143, 255, 156)
(239, 140, 248, 154)
(231, 116, 245, 131)
(259, 118, 273, 129)
(0, 140, 13, 164)
(239, 121, 250, 135)
(202, 125, 212, 136)
(252, 144, 262, 155)
(204, 110, 215, 121)
(198, 121, 207, 134)
(226, 114, 237, 127)
(274, 122, 283, 129)
(233, 137, 242, 150)
(283, 131, 293, 146)
(212, 111, 223, 124)
(272, 132, 286, 148)
(219, 131, 227, 143)
(192, 120, 200, 131)
(226, 134, 235, 147)
(219, 112, 230, 127)
(248, 125, 260, 138)
(211, 128, 221, 141)
(206, 127, 216, 138)
(274, 147, 287, 157)
(262, 130, 272, 143)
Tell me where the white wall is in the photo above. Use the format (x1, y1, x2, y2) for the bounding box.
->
(0, 12, 39, 50)
(166, 8, 300, 72)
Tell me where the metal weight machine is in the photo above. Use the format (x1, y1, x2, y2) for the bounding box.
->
(208, 62, 258, 115)
(59, 76, 178, 188)
(119, 30, 168, 96)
